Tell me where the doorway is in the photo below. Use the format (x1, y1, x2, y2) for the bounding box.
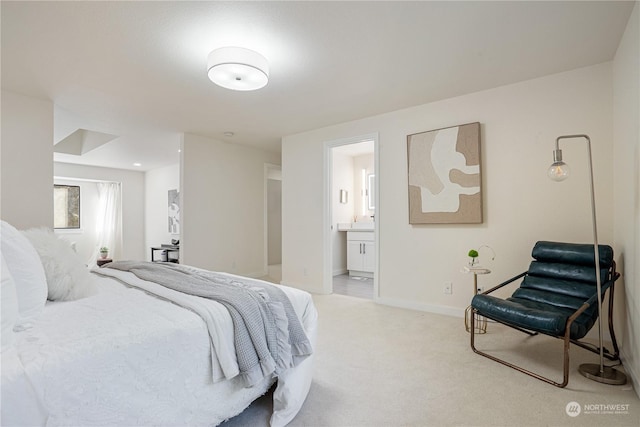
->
(264, 164, 282, 283)
(323, 133, 379, 299)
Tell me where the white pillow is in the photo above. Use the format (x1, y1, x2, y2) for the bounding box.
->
(1, 221, 47, 324)
(22, 228, 98, 301)
(1, 255, 19, 352)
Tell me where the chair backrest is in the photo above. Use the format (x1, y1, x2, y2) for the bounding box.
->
(530, 241, 614, 284)
(511, 241, 615, 338)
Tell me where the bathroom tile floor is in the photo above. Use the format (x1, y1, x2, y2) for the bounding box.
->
(332, 274, 373, 300)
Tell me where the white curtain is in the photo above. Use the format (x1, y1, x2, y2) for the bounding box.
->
(89, 182, 122, 267)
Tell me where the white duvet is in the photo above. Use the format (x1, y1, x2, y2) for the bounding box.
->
(1, 272, 317, 427)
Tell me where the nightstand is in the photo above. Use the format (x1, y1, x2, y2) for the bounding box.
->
(97, 258, 113, 267)
(151, 246, 179, 263)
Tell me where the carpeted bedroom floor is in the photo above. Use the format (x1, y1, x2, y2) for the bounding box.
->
(222, 293, 640, 426)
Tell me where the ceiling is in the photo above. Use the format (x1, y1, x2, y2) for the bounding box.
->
(1, 1, 634, 171)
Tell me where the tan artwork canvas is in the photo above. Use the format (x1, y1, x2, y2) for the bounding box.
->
(407, 122, 482, 224)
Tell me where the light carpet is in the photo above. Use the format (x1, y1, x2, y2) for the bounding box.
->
(222, 293, 640, 426)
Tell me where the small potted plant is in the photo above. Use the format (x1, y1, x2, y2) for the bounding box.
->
(468, 249, 479, 266)
(467, 245, 496, 267)
(99, 246, 109, 259)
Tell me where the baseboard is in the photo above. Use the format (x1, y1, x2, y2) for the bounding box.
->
(349, 270, 373, 279)
(376, 296, 465, 318)
(620, 348, 640, 399)
(332, 268, 347, 276)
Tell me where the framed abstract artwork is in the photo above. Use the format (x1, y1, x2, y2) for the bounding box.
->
(407, 122, 482, 224)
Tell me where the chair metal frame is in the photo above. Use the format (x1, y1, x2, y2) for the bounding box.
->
(470, 263, 621, 388)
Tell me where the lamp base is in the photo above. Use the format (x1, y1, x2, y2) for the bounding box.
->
(578, 363, 627, 385)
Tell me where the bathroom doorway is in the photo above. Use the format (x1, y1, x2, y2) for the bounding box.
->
(264, 164, 282, 283)
(323, 134, 379, 299)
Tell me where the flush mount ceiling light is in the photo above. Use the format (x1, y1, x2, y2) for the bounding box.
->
(207, 47, 269, 91)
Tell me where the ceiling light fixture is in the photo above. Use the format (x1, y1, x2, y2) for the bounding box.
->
(207, 47, 269, 91)
(223, 132, 235, 137)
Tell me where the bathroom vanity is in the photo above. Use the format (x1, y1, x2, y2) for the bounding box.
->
(339, 222, 375, 277)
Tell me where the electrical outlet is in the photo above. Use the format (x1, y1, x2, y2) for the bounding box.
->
(444, 282, 453, 294)
(303, 267, 308, 277)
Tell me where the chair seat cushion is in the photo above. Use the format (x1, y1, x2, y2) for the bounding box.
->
(472, 294, 594, 340)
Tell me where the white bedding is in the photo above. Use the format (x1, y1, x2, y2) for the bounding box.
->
(1, 272, 317, 427)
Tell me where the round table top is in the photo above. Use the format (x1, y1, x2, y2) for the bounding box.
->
(463, 265, 491, 274)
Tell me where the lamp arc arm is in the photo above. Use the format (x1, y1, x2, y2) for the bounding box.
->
(555, 134, 591, 150)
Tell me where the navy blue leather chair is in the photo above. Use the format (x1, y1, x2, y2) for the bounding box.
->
(470, 241, 621, 387)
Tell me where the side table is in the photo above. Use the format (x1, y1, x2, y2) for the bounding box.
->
(151, 246, 180, 263)
(463, 265, 491, 334)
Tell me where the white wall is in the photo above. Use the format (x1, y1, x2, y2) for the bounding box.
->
(267, 178, 282, 265)
(53, 178, 99, 263)
(145, 163, 180, 260)
(282, 63, 615, 319)
(613, 2, 640, 395)
(181, 133, 280, 277)
(53, 162, 145, 261)
(1, 91, 53, 229)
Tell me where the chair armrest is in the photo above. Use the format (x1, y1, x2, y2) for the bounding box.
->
(567, 294, 598, 327)
(481, 272, 527, 295)
(599, 271, 619, 295)
(581, 293, 599, 310)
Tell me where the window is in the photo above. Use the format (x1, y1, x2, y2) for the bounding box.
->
(54, 185, 80, 229)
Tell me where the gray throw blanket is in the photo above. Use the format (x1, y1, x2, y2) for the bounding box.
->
(104, 261, 312, 387)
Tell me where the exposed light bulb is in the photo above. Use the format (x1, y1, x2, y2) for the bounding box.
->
(548, 149, 570, 181)
(548, 161, 570, 181)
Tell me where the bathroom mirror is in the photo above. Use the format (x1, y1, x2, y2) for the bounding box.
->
(367, 174, 375, 210)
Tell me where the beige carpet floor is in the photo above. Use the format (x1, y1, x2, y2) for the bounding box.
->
(222, 293, 640, 426)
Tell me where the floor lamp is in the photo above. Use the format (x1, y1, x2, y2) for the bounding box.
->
(547, 134, 626, 385)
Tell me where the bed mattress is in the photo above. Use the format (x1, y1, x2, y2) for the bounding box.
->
(1, 272, 317, 426)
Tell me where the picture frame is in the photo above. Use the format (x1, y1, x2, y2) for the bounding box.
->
(53, 184, 81, 229)
(407, 122, 482, 224)
(168, 189, 180, 234)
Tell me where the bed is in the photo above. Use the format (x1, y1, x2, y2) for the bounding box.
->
(1, 222, 317, 427)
